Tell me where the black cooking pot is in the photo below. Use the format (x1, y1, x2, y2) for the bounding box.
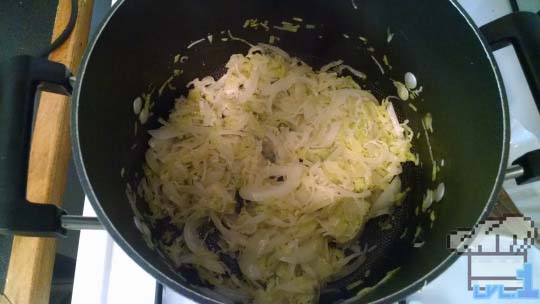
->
(1, 0, 540, 303)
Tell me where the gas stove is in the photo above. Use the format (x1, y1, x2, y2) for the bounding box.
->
(71, 1, 540, 303)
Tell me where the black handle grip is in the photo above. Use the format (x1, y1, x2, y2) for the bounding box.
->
(481, 12, 540, 185)
(481, 11, 540, 110)
(0, 56, 72, 236)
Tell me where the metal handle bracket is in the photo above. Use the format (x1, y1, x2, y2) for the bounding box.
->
(61, 215, 103, 231)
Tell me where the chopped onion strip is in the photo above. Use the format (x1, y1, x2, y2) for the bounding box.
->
(371, 55, 385, 75)
(240, 165, 304, 202)
(187, 38, 206, 49)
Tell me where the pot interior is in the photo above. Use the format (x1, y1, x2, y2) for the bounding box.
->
(75, 0, 507, 302)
